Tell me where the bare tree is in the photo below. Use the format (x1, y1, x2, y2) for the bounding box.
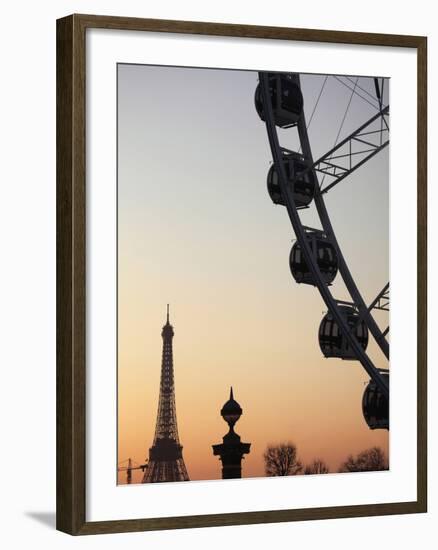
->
(338, 447, 389, 473)
(264, 442, 303, 476)
(304, 458, 330, 475)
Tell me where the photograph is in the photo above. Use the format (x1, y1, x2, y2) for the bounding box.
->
(116, 64, 390, 485)
(0, 0, 431, 544)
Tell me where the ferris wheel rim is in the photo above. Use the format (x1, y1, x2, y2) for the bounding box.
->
(258, 72, 389, 399)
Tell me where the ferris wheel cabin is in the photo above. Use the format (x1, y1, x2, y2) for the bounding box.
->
(362, 371, 389, 430)
(266, 152, 316, 208)
(290, 236, 338, 285)
(318, 305, 369, 360)
(255, 74, 304, 128)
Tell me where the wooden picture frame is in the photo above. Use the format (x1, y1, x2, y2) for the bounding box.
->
(57, 13, 427, 535)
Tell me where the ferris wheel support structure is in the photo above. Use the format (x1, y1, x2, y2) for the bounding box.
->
(259, 72, 389, 399)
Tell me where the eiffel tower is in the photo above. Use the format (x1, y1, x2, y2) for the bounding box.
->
(142, 306, 189, 482)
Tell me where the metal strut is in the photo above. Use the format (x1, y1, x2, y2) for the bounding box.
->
(293, 107, 389, 195)
(259, 72, 389, 399)
(370, 283, 390, 312)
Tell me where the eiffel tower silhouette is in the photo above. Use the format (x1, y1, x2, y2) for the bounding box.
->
(142, 306, 189, 482)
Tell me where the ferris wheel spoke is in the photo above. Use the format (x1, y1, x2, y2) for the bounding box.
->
(319, 144, 388, 194)
(334, 76, 381, 111)
(354, 283, 390, 348)
(370, 283, 390, 312)
(287, 106, 389, 195)
(356, 283, 390, 320)
(334, 76, 389, 136)
(345, 76, 382, 105)
(315, 108, 389, 194)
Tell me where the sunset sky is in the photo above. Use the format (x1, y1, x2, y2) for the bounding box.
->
(117, 64, 389, 484)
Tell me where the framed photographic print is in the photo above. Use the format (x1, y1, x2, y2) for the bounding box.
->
(56, 14, 427, 535)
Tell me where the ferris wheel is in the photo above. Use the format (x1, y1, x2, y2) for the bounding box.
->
(255, 72, 390, 431)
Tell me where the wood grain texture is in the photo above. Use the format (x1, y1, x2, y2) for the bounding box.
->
(74, 13, 426, 47)
(75, 501, 422, 535)
(56, 14, 86, 535)
(416, 37, 428, 513)
(56, 13, 427, 535)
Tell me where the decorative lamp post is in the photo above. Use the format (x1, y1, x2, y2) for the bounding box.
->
(212, 388, 251, 479)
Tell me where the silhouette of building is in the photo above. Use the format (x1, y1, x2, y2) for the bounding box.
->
(212, 388, 251, 479)
(142, 306, 189, 482)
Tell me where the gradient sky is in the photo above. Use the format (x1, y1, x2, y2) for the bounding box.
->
(117, 64, 389, 484)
